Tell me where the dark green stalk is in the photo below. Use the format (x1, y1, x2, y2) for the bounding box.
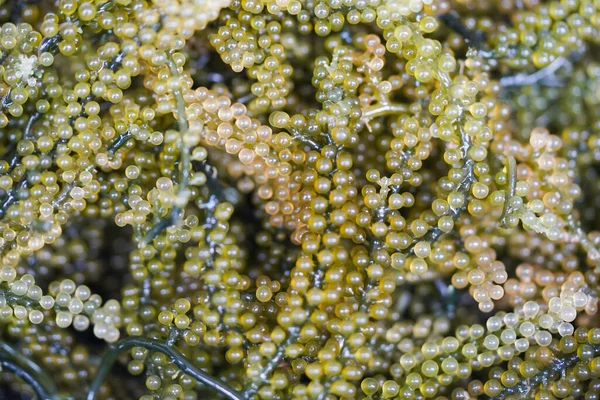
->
(141, 207, 181, 245)
(439, 11, 486, 49)
(290, 128, 322, 151)
(0, 171, 28, 219)
(86, 336, 245, 400)
(0, 358, 58, 400)
(0, 342, 58, 397)
(107, 131, 133, 154)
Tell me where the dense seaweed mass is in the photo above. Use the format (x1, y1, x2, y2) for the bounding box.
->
(2, 0, 600, 399)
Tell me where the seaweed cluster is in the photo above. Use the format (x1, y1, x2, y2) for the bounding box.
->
(2, 0, 600, 399)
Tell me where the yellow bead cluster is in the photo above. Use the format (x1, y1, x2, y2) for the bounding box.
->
(1, 0, 600, 399)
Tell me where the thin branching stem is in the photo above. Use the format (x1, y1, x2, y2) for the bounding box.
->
(107, 131, 133, 154)
(317, 208, 388, 398)
(198, 161, 241, 205)
(321, 128, 472, 391)
(488, 344, 600, 400)
(0, 342, 58, 399)
(433, 278, 457, 318)
(361, 103, 407, 121)
(500, 155, 516, 228)
(1, 48, 126, 219)
(241, 317, 305, 397)
(49, 132, 132, 212)
(500, 57, 568, 87)
(439, 11, 486, 49)
(86, 336, 245, 400)
(406, 157, 475, 256)
(7, 112, 40, 171)
(241, 151, 349, 395)
(443, 16, 576, 89)
(167, 57, 191, 191)
(242, 155, 344, 397)
(290, 128, 323, 151)
(566, 215, 600, 268)
(438, 11, 499, 59)
(142, 56, 191, 246)
(358, 206, 388, 312)
(38, 1, 115, 55)
(0, 358, 58, 400)
(51, 162, 97, 210)
(241, 326, 300, 398)
(141, 208, 180, 245)
(0, 1, 116, 110)
(0, 172, 27, 219)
